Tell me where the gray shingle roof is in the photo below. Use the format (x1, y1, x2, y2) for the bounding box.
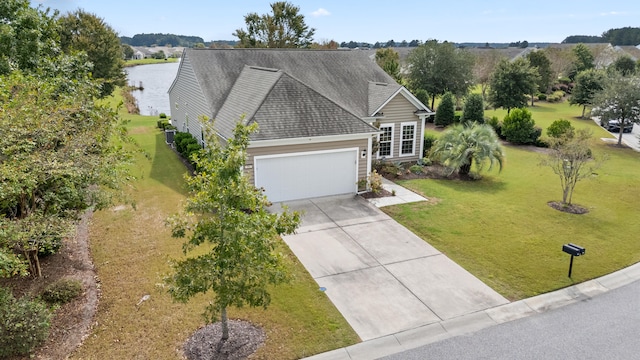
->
(368, 81, 401, 115)
(215, 65, 282, 139)
(185, 48, 400, 118)
(184, 48, 412, 141)
(250, 73, 378, 141)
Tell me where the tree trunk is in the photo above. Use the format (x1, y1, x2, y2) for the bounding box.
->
(431, 96, 436, 111)
(531, 91, 535, 107)
(581, 106, 586, 119)
(618, 129, 624, 146)
(221, 307, 229, 341)
(562, 185, 570, 205)
(460, 162, 471, 176)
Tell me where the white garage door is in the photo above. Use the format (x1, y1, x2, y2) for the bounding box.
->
(254, 148, 359, 203)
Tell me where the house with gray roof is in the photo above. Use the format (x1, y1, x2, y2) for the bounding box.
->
(168, 48, 433, 202)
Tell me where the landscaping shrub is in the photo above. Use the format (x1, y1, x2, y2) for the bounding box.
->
(368, 170, 384, 195)
(435, 92, 454, 127)
(546, 119, 575, 139)
(453, 113, 462, 123)
(423, 133, 438, 157)
(501, 108, 540, 145)
(486, 116, 504, 139)
(419, 157, 432, 166)
(409, 164, 423, 174)
(159, 113, 167, 119)
(374, 161, 403, 178)
(185, 143, 202, 163)
(176, 134, 197, 155)
(547, 91, 565, 103)
(461, 93, 484, 123)
(42, 279, 83, 305)
(537, 93, 547, 101)
(0, 287, 52, 357)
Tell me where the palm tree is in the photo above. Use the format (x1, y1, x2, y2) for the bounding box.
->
(430, 122, 505, 177)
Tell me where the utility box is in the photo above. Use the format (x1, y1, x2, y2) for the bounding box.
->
(165, 129, 176, 145)
(562, 243, 585, 257)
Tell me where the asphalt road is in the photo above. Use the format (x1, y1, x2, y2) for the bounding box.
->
(381, 279, 640, 360)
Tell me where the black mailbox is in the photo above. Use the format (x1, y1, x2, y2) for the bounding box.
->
(562, 243, 585, 256)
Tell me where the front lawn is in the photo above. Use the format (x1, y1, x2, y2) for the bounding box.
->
(71, 98, 358, 359)
(386, 102, 640, 300)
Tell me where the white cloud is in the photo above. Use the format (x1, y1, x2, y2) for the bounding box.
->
(311, 8, 331, 17)
(600, 11, 624, 16)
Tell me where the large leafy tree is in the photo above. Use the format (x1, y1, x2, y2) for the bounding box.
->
(569, 43, 594, 80)
(0, 71, 132, 277)
(0, 0, 60, 74)
(233, 1, 315, 48)
(429, 122, 505, 177)
(611, 55, 637, 76)
(540, 129, 604, 206)
(569, 69, 606, 118)
(545, 47, 574, 80)
(375, 47, 401, 82)
(592, 74, 640, 146)
(488, 58, 538, 114)
(406, 40, 474, 109)
(165, 120, 300, 343)
(57, 9, 126, 97)
(472, 49, 504, 101)
(526, 50, 553, 104)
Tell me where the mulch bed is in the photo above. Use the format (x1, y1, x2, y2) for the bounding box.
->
(183, 320, 265, 360)
(0, 210, 99, 360)
(547, 201, 589, 214)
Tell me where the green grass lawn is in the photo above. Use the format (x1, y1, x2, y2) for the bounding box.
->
(72, 96, 358, 359)
(387, 101, 640, 300)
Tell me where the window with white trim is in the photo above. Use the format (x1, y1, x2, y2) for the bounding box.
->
(378, 124, 393, 158)
(400, 122, 416, 156)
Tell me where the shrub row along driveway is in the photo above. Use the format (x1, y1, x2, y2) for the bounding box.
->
(273, 195, 508, 341)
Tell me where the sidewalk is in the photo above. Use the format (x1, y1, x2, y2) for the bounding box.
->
(366, 178, 428, 208)
(304, 259, 640, 360)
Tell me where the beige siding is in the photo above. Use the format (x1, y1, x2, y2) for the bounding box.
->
(168, 55, 211, 144)
(377, 95, 423, 163)
(246, 138, 369, 185)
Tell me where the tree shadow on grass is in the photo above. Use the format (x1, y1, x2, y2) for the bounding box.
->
(430, 176, 507, 194)
(149, 132, 190, 195)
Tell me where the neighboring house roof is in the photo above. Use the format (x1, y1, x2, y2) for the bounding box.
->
(615, 46, 640, 61)
(466, 47, 534, 61)
(178, 48, 429, 141)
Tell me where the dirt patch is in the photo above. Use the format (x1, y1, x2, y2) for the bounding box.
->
(547, 201, 589, 214)
(0, 210, 98, 360)
(183, 320, 265, 360)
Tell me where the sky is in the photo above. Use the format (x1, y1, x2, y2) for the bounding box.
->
(31, 0, 640, 44)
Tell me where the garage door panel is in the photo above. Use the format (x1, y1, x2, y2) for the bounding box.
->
(255, 149, 358, 202)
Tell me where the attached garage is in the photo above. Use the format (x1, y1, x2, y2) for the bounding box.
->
(254, 148, 359, 203)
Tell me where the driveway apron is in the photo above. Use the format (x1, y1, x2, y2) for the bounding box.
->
(275, 195, 508, 341)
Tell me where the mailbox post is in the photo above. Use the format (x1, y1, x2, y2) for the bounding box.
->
(562, 243, 585, 277)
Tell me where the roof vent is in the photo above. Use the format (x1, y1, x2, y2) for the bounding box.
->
(248, 65, 280, 72)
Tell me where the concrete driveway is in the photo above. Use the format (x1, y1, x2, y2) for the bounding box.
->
(273, 195, 508, 341)
(592, 116, 640, 152)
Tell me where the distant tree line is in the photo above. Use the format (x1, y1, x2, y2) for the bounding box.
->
(563, 27, 640, 45)
(120, 33, 205, 47)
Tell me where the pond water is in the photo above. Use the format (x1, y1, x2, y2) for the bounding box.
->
(125, 61, 180, 116)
